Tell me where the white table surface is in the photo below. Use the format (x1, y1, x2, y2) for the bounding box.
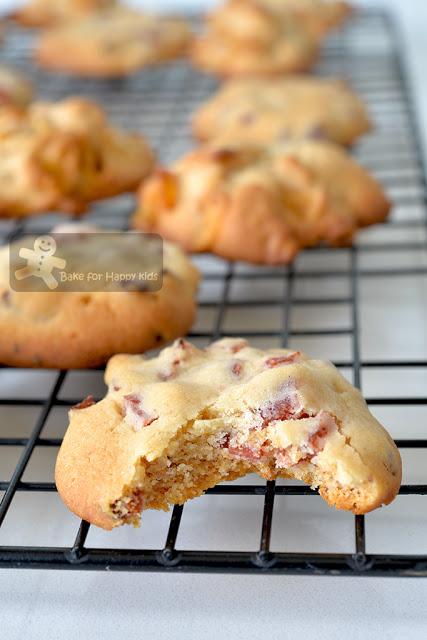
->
(1, 1, 427, 639)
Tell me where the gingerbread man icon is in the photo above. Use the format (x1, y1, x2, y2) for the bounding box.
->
(15, 235, 66, 290)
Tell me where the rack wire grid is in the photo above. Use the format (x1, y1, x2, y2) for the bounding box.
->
(0, 8, 426, 576)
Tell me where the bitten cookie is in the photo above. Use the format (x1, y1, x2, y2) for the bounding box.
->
(13, 0, 117, 27)
(0, 97, 154, 217)
(0, 65, 33, 109)
(35, 7, 191, 76)
(0, 233, 199, 368)
(56, 337, 401, 529)
(191, 0, 318, 77)
(133, 141, 391, 265)
(193, 77, 371, 147)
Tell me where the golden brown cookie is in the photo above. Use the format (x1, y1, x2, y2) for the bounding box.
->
(0, 232, 199, 368)
(133, 141, 391, 265)
(247, 0, 352, 37)
(35, 7, 192, 77)
(0, 65, 33, 109)
(13, 0, 117, 27)
(0, 97, 154, 217)
(191, 0, 318, 77)
(55, 337, 401, 529)
(193, 77, 371, 146)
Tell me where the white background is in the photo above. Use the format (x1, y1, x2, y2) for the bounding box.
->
(1, 1, 427, 639)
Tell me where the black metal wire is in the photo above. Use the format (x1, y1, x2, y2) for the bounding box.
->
(0, 9, 426, 575)
(0, 371, 66, 527)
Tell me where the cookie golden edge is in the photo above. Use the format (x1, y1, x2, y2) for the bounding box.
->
(0, 242, 200, 368)
(0, 97, 155, 218)
(55, 340, 402, 530)
(132, 143, 391, 265)
(133, 168, 300, 265)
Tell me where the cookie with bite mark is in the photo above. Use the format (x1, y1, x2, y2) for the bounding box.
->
(55, 337, 401, 529)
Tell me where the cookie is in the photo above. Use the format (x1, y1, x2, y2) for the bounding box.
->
(193, 77, 371, 147)
(0, 232, 199, 368)
(191, 0, 318, 77)
(55, 337, 401, 529)
(246, 0, 352, 37)
(35, 7, 192, 77)
(0, 65, 33, 109)
(0, 97, 154, 217)
(13, 0, 117, 27)
(133, 141, 391, 265)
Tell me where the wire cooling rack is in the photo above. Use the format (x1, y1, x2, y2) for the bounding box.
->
(0, 9, 426, 576)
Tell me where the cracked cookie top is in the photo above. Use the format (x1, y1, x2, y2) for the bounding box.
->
(133, 141, 390, 264)
(0, 97, 154, 217)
